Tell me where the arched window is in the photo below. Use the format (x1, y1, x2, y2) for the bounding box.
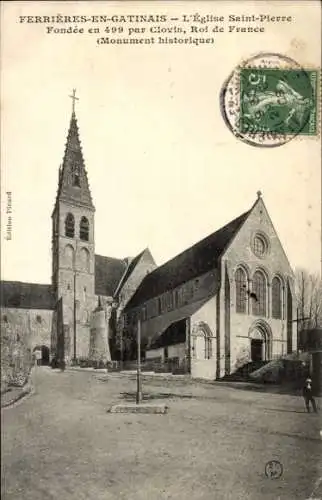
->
(192, 323, 213, 360)
(235, 268, 247, 313)
(253, 236, 265, 256)
(80, 217, 89, 241)
(204, 332, 212, 359)
(272, 277, 283, 319)
(252, 271, 267, 317)
(252, 233, 269, 258)
(65, 213, 75, 238)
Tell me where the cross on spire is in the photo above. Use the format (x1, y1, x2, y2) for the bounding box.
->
(69, 88, 79, 114)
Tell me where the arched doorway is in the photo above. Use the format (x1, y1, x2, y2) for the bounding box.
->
(191, 322, 214, 360)
(249, 321, 272, 362)
(33, 345, 50, 366)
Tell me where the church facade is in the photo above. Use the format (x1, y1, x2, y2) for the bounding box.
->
(0, 101, 297, 380)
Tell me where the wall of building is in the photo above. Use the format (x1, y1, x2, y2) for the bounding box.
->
(145, 343, 186, 363)
(1, 307, 53, 350)
(145, 346, 164, 361)
(191, 359, 217, 380)
(190, 296, 217, 380)
(53, 199, 96, 360)
(126, 269, 219, 346)
(168, 343, 186, 360)
(229, 315, 288, 372)
(221, 198, 296, 374)
(1, 307, 53, 386)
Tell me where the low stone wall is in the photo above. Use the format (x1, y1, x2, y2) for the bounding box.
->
(1, 321, 33, 391)
(108, 358, 188, 375)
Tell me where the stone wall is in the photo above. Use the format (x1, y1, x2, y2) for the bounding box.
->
(1, 307, 53, 351)
(221, 197, 297, 374)
(190, 297, 217, 379)
(1, 307, 53, 387)
(54, 198, 96, 360)
(89, 307, 111, 364)
(145, 343, 186, 362)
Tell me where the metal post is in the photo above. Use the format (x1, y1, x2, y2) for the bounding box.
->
(186, 317, 191, 374)
(73, 271, 77, 361)
(296, 307, 299, 353)
(120, 327, 123, 371)
(136, 317, 142, 404)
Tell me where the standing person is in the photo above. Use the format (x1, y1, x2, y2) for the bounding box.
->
(302, 378, 318, 413)
(34, 348, 42, 367)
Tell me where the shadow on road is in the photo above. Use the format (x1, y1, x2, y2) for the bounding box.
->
(263, 407, 308, 414)
(215, 381, 303, 397)
(120, 391, 195, 402)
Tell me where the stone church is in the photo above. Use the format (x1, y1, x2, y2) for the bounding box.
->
(0, 100, 297, 379)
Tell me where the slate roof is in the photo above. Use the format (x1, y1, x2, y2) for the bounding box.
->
(1, 254, 135, 307)
(113, 250, 145, 298)
(114, 248, 156, 298)
(94, 254, 127, 297)
(54, 111, 94, 212)
(125, 209, 251, 310)
(0, 281, 55, 310)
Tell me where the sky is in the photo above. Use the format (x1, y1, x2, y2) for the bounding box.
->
(1, 1, 321, 284)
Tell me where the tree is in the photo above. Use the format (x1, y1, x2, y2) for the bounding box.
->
(295, 268, 322, 330)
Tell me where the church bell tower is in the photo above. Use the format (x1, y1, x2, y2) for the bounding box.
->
(52, 90, 95, 361)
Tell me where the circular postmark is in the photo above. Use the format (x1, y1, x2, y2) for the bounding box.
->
(220, 52, 317, 147)
(265, 460, 283, 479)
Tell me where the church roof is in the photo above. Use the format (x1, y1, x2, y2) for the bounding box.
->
(94, 255, 127, 297)
(113, 250, 146, 298)
(125, 209, 251, 310)
(114, 248, 155, 298)
(0, 281, 55, 310)
(54, 110, 94, 211)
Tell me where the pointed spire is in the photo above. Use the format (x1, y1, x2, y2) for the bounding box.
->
(54, 91, 94, 211)
(58, 164, 62, 185)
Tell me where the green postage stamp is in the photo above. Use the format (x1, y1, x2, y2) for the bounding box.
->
(240, 68, 318, 136)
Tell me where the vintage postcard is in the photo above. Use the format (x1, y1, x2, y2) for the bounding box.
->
(1, 1, 321, 499)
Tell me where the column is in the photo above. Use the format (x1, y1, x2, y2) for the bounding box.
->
(267, 281, 271, 318)
(247, 279, 252, 315)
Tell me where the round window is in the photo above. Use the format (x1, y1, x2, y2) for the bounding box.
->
(252, 234, 268, 258)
